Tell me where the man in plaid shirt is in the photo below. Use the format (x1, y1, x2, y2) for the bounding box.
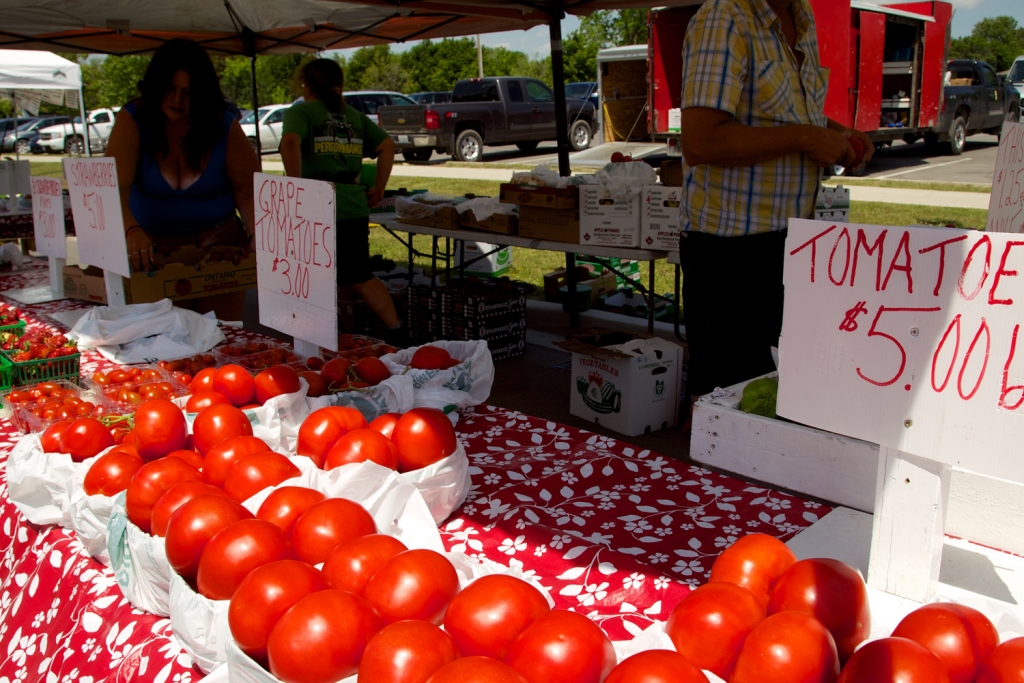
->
(679, 0, 874, 403)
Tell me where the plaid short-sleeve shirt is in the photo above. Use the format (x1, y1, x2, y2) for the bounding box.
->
(680, 0, 828, 237)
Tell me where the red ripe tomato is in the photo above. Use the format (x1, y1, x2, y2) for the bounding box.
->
(186, 391, 230, 412)
(254, 365, 301, 404)
(767, 558, 869, 663)
(604, 650, 710, 683)
(665, 582, 764, 680)
(83, 451, 144, 497)
(192, 403, 253, 456)
(60, 417, 116, 462)
(975, 637, 1024, 683)
(41, 420, 72, 453)
(257, 486, 326, 535)
(133, 398, 188, 461)
(223, 452, 301, 503)
(364, 549, 460, 625)
(108, 443, 142, 460)
(202, 435, 269, 487)
(166, 449, 205, 470)
(410, 346, 453, 370)
(358, 620, 460, 683)
(150, 481, 226, 537)
(369, 413, 400, 439)
(391, 408, 458, 472)
(892, 602, 999, 683)
(228, 560, 329, 665)
(730, 611, 840, 683)
(164, 494, 253, 581)
(354, 357, 390, 386)
(444, 575, 550, 660)
(291, 498, 377, 565)
(213, 364, 256, 407)
(504, 609, 617, 683)
(190, 367, 217, 393)
(298, 371, 327, 398)
(320, 358, 352, 387)
(709, 533, 797, 607)
(267, 589, 382, 683)
(427, 657, 528, 683)
(837, 637, 950, 683)
(296, 406, 367, 468)
(324, 429, 399, 470)
(125, 457, 201, 533)
(196, 518, 293, 600)
(322, 534, 407, 595)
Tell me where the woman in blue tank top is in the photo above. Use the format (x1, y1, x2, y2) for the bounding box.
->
(106, 39, 259, 320)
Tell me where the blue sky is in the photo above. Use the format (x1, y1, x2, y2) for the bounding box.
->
(333, 0, 1019, 60)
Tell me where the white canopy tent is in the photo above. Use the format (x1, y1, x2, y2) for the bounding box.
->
(0, 50, 89, 156)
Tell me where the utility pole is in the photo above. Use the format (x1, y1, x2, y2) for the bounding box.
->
(477, 35, 484, 78)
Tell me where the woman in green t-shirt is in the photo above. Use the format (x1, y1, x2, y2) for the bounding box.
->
(280, 59, 400, 332)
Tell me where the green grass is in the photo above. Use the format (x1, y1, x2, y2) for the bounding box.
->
(849, 202, 988, 230)
(827, 178, 991, 193)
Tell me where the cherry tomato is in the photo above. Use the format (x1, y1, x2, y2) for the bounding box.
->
(305, 357, 324, 370)
(213, 364, 256, 407)
(196, 518, 293, 600)
(364, 549, 460, 625)
(192, 403, 253, 456)
(298, 371, 327, 398)
(223, 451, 301, 503)
(358, 620, 461, 683)
(40, 420, 72, 453)
(256, 486, 326, 536)
(125, 457, 201, 533)
(83, 451, 144, 497)
(296, 406, 367, 468)
(444, 575, 550, 660)
(165, 449, 205, 470)
(391, 408, 458, 472)
(324, 428, 399, 470)
(291, 498, 377, 565)
(150, 481, 227, 538)
(892, 602, 999, 683)
(254, 365, 301, 404)
(60, 417, 116, 462)
(201, 435, 270, 487)
(837, 637, 950, 683)
(709, 533, 797, 608)
(427, 657, 528, 683)
(228, 560, 330, 665)
(190, 367, 217, 393)
(133, 398, 188, 461)
(605, 650, 709, 683)
(267, 589, 382, 683)
(975, 637, 1024, 683)
(322, 534, 407, 595)
(666, 582, 764, 680)
(369, 413, 401, 439)
(185, 391, 230, 412)
(320, 358, 352, 387)
(504, 609, 617, 683)
(164, 494, 253, 581)
(354, 357, 390, 386)
(730, 611, 839, 683)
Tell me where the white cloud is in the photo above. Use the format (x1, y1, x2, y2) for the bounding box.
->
(948, 0, 985, 8)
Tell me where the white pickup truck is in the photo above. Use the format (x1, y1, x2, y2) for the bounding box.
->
(35, 108, 117, 154)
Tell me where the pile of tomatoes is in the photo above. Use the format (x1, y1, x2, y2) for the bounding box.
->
(157, 354, 217, 380)
(6, 381, 121, 436)
(293, 356, 393, 398)
(91, 366, 190, 408)
(184, 363, 301, 412)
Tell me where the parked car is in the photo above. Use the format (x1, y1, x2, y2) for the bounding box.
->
(3, 116, 70, 154)
(344, 91, 419, 125)
(940, 59, 1021, 153)
(565, 82, 599, 108)
(1009, 56, 1024, 100)
(36, 109, 116, 154)
(379, 77, 597, 162)
(0, 117, 37, 146)
(239, 104, 289, 154)
(410, 91, 452, 105)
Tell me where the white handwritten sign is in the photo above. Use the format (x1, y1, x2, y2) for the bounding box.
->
(30, 177, 66, 259)
(63, 158, 130, 278)
(253, 172, 337, 351)
(988, 121, 1024, 233)
(778, 218, 1024, 483)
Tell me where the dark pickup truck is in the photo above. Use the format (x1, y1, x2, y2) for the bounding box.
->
(378, 77, 598, 162)
(930, 60, 1021, 154)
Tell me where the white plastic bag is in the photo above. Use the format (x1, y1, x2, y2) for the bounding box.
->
(0, 242, 24, 270)
(107, 492, 172, 616)
(170, 573, 232, 674)
(455, 196, 516, 222)
(595, 161, 657, 202)
(400, 443, 471, 525)
(510, 165, 569, 188)
(250, 379, 313, 455)
(6, 434, 76, 526)
(381, 340, 494, 411)
(66, 454, 117, 565)
(307, 374, 415, 423)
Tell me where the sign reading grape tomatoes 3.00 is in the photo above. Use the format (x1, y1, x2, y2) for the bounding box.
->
(253, 172, 337, 351)
(779, 219, 1024, 483)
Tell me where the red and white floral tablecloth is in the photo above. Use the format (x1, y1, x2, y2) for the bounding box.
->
(0, 269, 831, 681)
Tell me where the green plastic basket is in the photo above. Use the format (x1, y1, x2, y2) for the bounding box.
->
(3, 350, 80, 386)
(0, 320, 27, 338)
(0, 355, 12, 392)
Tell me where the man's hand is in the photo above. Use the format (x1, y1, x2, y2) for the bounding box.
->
(847, 128, 875, 168)
(367, 185, 386, 206)
(803, 127, 856, 168)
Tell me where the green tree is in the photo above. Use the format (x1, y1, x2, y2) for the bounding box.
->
(94, 55, 151, 108)
(950, 16, 1024, 72)
(562, 10, 647, 84)
(218, 54, 312, 109)
(400, 39, 478, 92)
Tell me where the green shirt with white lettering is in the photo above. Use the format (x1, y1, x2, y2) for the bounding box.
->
(282, 100, 388, 219)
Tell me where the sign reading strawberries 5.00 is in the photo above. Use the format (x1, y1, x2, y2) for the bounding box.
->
(778, 218, 1024, 484)
(253, 172, 338, 351)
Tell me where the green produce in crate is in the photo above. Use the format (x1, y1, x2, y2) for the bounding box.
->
(740, 377, 778, 419)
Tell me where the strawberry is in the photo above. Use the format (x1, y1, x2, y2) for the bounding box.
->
(51, 346, 78, 358)
(44, 334, 68, 349)
(11, 351, 32, 362)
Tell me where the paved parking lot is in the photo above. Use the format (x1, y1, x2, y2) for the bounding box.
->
(859, 134, 999, 185)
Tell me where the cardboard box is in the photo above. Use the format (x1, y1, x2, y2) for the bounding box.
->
(396, 205, 460, 229)
(579, 186, 641, 248)
(556, 330, 683, 436)
(668, 108, 682, 134)
(659, 160, 683, 187)
(816, 185, 850, 222)
(641, 185, 682, 251)
(518, 206, 580, 243)
(442, 313, 526, 341)
(489, 334, 527, 361)
(453, 241, 513, 278)
(63, 250, 257, 306)
(499, 184, 579, 209)
(542, 268, 616, 305)
(576, 255, 641, 287)
(460, 209, 518, 235)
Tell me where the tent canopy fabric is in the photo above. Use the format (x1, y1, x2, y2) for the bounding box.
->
(0, 50, 81, 90)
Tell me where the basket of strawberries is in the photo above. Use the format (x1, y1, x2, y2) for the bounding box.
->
(0, 303, 27, 338)
(3, 330, 81, 385)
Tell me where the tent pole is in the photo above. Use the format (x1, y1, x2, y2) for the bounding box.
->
(251, 56, 261, 158)
(549, 13, 570, 178)
(78, 85, 91, 158)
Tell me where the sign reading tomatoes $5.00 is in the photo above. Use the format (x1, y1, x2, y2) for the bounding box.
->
(779, 218, 1024, 484)
(253, 172, 337, 351)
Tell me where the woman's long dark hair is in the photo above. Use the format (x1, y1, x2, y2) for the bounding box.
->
(301, 59, 345, 114)
(137, 39, 225, 172)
